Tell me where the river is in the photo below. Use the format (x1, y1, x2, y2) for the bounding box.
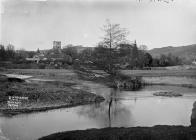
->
(0, 77, 196, 140)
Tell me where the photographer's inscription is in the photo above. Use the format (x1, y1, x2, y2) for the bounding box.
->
(7, 96, 28, 109)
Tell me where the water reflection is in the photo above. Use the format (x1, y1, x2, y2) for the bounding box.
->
(77, 86, 196, 128)
(78, 89, 133, 127)
(0, 85, 195, 140)
(191, 101, 196, 127)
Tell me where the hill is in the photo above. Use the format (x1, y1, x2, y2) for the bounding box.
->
(148, 44, 196, 62)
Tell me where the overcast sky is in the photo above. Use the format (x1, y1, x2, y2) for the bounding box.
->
(0, 0, 196, 51)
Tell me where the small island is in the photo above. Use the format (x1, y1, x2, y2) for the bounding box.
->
(153, 91, 183, 97)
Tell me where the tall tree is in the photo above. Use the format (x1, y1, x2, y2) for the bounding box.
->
(101, 20, 129, 73)
(6, 44, 15, 60)
(62, 46, 78, 60)
(0, 45, 6, 61)
(101, 19, 129, 49)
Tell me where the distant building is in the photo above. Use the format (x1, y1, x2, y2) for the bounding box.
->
(26, 53, 46, 63)
(25, 57, 39, 63)
(53, 41, 61, 53)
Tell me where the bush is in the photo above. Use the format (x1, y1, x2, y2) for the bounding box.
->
(38, 63, 46, 69)
(112, 73, 143, 90)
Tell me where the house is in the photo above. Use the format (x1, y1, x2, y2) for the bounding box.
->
(25, 57, 39, 63)
(26, 53, 47, 63)
(25, 41, 73, 66)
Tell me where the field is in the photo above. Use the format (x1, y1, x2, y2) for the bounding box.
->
(2, 68, 196, 78)
(121, 69, 196, 77)
(121, 69, 196, 88)
(2, 69, 79, 81)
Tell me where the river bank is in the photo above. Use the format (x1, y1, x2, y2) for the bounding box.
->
(121, 70, 196, 88)
(1, 69, 196, 116)
(0, 70, 105, 116)
(75, 68, 143, 90)
(39, 125, 196, 140)
(0, 68, 143, 116)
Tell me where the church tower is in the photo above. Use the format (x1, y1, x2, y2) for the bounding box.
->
(53, 41, 61, 53)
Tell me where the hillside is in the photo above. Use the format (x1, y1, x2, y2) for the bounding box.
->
(148, 44, 196, 62)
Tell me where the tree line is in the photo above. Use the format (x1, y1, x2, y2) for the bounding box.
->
(0, 44, 36, 62)
(0, 21, 182, 70)
(0, 43, 182, 70)
(77, 42, 182, 72)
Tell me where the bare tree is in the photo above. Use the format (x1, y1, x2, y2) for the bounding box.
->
(101, 19, 129, 49)
(101, 20, 129, 73)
